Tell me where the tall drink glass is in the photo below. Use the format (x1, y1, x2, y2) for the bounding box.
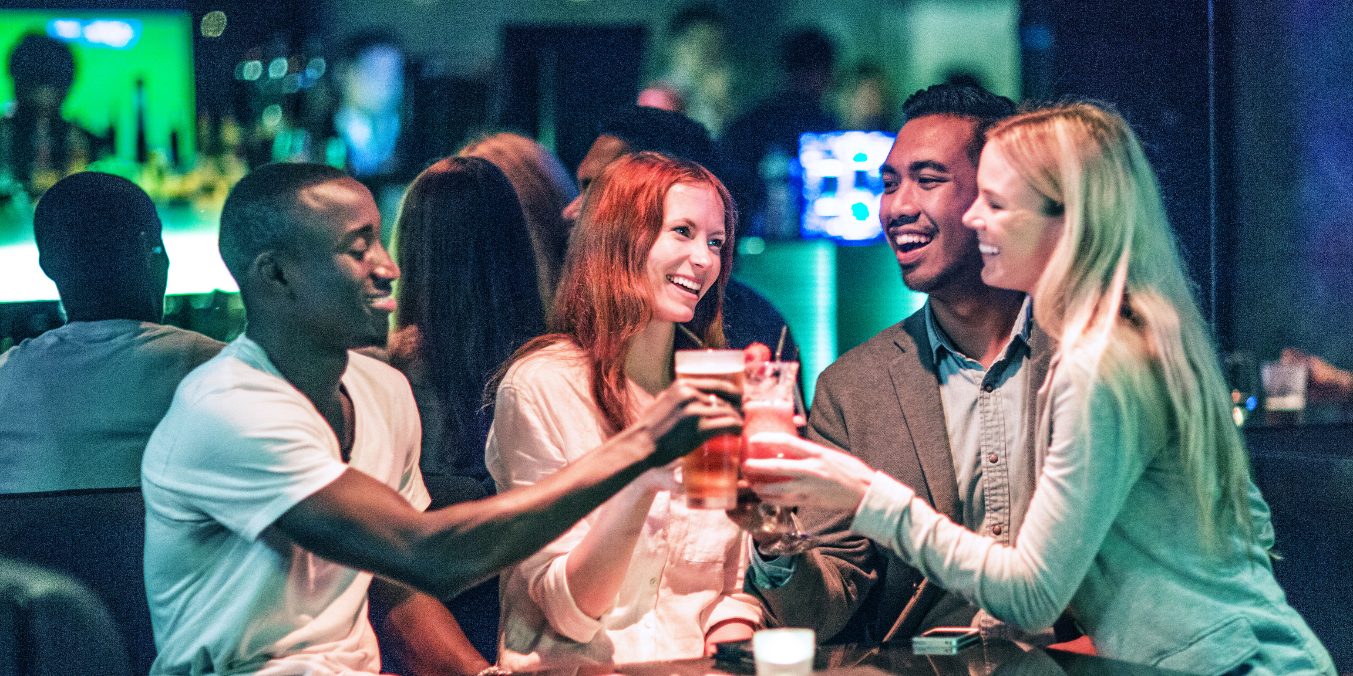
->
(743, 361, 815, 555)
(743, 361, 799, 444)
(674, 349, 744, 509)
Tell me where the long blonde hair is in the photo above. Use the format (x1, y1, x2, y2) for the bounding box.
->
(988, 102, 1253, 550)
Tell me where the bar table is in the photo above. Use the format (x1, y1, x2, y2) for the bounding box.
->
(517, 640, 1190, 676)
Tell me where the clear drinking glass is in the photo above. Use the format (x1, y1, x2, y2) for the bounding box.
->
(742, 360, 816, 555)
(674, 349, 745, 509)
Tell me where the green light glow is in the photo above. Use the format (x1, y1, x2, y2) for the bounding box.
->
(0, 10, 196, 164)
(0, 208, 236, 303)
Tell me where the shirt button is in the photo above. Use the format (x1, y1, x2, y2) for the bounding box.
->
(982, 383, 994, 393)
(645, 620, 653, 628)
(649, 577, 658, 586)
(992, 524, 1003, 535)
(988, 453, 999, 464)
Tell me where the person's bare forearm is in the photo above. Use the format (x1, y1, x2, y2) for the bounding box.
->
(276, 377, 739, 599)
(368, 578, 489, 675)
(413, 427, 658, 596)
(564, 480, 658, 618)
(280, 424, 663, 599)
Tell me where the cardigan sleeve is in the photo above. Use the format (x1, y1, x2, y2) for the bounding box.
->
(851, 370, 1161, 631)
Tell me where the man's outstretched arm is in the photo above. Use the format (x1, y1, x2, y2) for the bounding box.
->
(368, 577, 489, 676)
(272, 377, 739, 600)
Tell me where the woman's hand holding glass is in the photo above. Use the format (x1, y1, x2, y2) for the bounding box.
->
(741, 433, 878, 515)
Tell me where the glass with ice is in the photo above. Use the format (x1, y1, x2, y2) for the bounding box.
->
(743, 361, 799, 449)
(674, 349, 744, 509)
(742, 359, 816, 555)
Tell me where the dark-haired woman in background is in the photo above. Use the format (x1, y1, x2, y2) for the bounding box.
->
(384, 156, 546, 670)
(486, 152, 760, 670)
(459, 132, 577, 316)
(390, 155, 544, 505)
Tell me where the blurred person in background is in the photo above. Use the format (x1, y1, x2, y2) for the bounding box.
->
(318, 30, 421, 228)
(487, 152, 759, 669)
(331, 31, 407, 179)
(637, 81, 687, 115)
(0, 33, 111, 196)
(652, 3, 735, 137)
(0, 172, 222, 494)
(459, 132, 577, 315)
(721, 27, 839, 239)
(837, 62, 897, 132)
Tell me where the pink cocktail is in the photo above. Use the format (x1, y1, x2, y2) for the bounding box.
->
(743, 400, 797, 454)
(741, 361, 816, 554)
(742, 361, 800, 460)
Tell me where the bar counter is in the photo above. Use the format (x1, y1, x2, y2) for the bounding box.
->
(521, 641, 1188, 676)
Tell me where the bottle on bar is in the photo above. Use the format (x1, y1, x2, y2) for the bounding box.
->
(135, 78, 149, 165)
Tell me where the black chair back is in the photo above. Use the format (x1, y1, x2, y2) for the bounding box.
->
(1247, 425, 1353, 673)
(0, 488, 153, 675)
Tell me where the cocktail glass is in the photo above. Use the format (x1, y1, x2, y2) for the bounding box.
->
(743, 360, 816, 555)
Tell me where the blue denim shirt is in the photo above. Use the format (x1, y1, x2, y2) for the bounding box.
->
(750, 299, 1034, 589)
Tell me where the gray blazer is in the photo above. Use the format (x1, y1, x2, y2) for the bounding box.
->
(749, 306, 1052, 644)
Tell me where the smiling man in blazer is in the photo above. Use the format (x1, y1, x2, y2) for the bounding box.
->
(744, 83, 1064, 645)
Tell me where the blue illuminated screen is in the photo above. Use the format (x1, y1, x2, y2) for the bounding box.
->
(799, 131, 895, 243)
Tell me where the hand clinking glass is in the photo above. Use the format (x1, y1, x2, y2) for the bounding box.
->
(739, 360, 818, 556)
(733, 328, 817, 557)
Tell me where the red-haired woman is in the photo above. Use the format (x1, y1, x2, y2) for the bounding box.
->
(486, 152, 760, 669)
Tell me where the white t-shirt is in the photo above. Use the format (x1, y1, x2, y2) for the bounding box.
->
(486, 342, 759, 670)
(142, 335, 429, 676)
(0, 320, 222, 493)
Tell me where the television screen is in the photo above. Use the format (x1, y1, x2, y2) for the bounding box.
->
(799, 130, 895, 244)
(0, 10, 234, 302)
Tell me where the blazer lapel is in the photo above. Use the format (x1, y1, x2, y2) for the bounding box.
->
(887, 312, 962, 523)
(878, 311, 962, 643)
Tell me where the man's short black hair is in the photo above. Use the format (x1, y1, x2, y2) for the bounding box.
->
(219, 162, 349, 283)
(596, 105, 721, 178)
(34, 172, 160, 283)
(902, 83, 1017, 166)
(8, 33, 75, 92)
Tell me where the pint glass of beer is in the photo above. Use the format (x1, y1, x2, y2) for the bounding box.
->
(674, 349, 744, 509)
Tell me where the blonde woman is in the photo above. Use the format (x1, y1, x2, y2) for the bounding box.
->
(744, 102, 1334, 676)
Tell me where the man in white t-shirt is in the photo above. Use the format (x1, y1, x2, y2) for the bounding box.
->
(141, 162, 742, 676)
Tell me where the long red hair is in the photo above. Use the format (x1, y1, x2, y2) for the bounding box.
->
(505, 151, 736, 434)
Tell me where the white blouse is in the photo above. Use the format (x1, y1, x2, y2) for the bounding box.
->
(486, 342, 761, 670)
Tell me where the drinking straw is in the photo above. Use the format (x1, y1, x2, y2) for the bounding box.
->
(678, 323, 705, 348)
(774, 325, 788, 362)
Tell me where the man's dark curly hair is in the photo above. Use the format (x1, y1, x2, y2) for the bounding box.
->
(902, 83, 1017, 166)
